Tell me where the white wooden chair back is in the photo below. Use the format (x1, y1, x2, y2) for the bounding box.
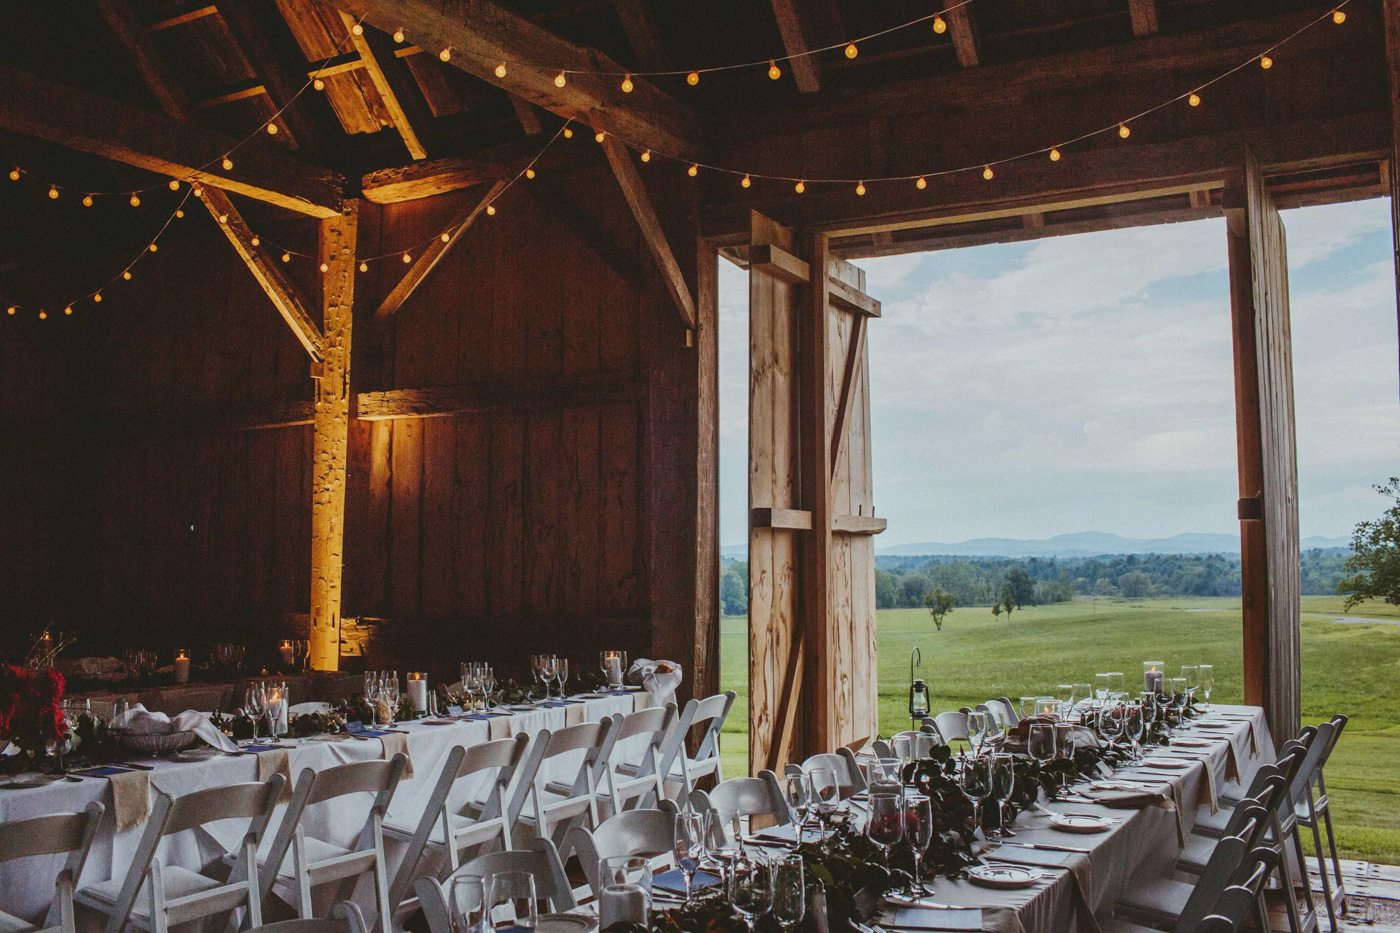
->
(244, 901, 368, 933)
(561, 809, 676, 899)
(386, 735, 530, 916)
(980, 700, 1016, 730)
(992, 697, 1020, 726)
(931, 711, 969, 745)
(260, 757, 406, 930)
(414, 839, 576, 933)
(691, 773, 789, 845)
(522, 718, 622, 844)
(0, 801, 103, 933)
(608, 704, 677, 812)
(783, 751, 866, 797)
(658, 692, 735, 800)
(80, 776, 284, 933)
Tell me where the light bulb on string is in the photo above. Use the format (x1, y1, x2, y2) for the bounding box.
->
(595, 130, 606, 143)
(194, 186, 204, 198)
(1188, 91, 1201, 107)
(221, 156, 234, 171)
(1049, 147, 1062, 162)
(6, 305, 15, 316)
(63, 305, 72, 316)
(687, 164, 698, 177)
(494, 63, 507, 78)
(320, 262, 329, 272)
(250, 235, 260, 246)
(438, 48, 451, 61)
(1259, 55, 1273, 69)
(281, 252, 291, 263)
(122, 270, 133, 281)
(916, 176, 927, 189)
(359, 261, 369, 272)
(148, 242, 158, 252)
(350, 22, 363, 36)
(486, 204, 497, 216)
(855, 181, 866, 196)
(845, 42, 859, 59)
(93, 292, 102, 303)
(168, 179, 180, 191)
(741, 174, 752, 188)
(129, 194, 141, 207)
(621, 74, 634, 93)
(38, 310, 47, 320)
(175, 209, 184, 218)
(640, 149, 651, 163)
(687, 71, 699, 86)
(794, 180, 806, 194)
(7, 168, 18, 181)
(440, 232, 451, 243)
(218, 213, 229, 224)
(393, 26, 405, 42)
(933, 15, 947, 34)
(525, 167, 536, 178)
(314, 78, 325, 91)
(267, 122, 278, 135)
(982, 165, 995, 181)
(562, 126, 574, 138)
(1332, 9, 1345, 24)
(1118, 123, 1131, 138)
(82, 195, 94, 207)
(555, 72, 567, 88)
(48, 186, 59, 200)
(767, 60, 781, 80)
(402, 251, 412, 263)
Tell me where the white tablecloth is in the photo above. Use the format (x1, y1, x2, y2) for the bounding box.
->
(0, 691, 643, 928)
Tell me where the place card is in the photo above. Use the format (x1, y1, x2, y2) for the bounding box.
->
(887, 907, 983, 931)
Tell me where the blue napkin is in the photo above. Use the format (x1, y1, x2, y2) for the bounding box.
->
(358, 729, 392, 738)
(540, 700, 585, 708)
(71, 766, 135, 778)
(653, 868, 721, 895)
(242, 744, 288, 753)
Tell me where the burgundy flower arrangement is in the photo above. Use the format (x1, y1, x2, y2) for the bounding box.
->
(0, 663, 67, 757)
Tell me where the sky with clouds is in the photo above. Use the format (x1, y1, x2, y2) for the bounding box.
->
(717, 198, 1400, 548)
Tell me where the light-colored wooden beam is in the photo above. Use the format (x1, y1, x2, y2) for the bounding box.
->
(360, 138, 546, 203)
(218, 0, 330, 153)
(946, 3, 980, 67)
(204, 187, 325, 361)
(146, 4, 218, 32)
(338, 10, 427, 160)
(769, 0, 822, 93)
(309, 200, 358, 672)
(832, 513, 886, 535)
(827, 276, 880, 317)
(829, 313, 867, 475)
(510, 96, 543, 135)
(356, 372, 644, 419)
(1128, 0, 1161, 38)
(341, 0, 697, 159)
(308, 52, 366, 79)
(0, 65, 343, 218)
(193, 82, 270, 110)
(750, 507, 814, 531)
(601, 136, 697, 332)
(748, 243, 810, 284)
(374, 179, 507, 320)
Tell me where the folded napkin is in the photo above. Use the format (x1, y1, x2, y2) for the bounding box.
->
(628, 658, 682, 709)
(380, 732, 414, 778)
(113, 705, 238, 752)
(983, 847, 1100, 933)
(255, 749, 292, 801)
(489, 716, 513, 740)
(109, 768, 151, 831)
(885, 907, 984, 931)
(565, 704, 586, 726)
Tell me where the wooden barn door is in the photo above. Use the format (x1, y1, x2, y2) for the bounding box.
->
(747, 212, 882, 773)
(1226, 152, 1301, 747)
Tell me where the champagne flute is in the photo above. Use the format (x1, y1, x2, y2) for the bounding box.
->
(728, 856, 774, 933)
(772, 853, 805, 931)
(674, 811, 706, 905)
(1180, 665, 1200, 724)
(481, 666, 496, 710)
(906, 794, 934, 894)
(987, 753, 1015, 839)
(244, 683, 265, 740)
(449, 875, 484, 933)
(958, 758, 991, 839)
(555, 658, 570, 697)
(1198, 664, 1215, 710)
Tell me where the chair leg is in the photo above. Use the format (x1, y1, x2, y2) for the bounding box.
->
(1290, 825, 1319, 930)
(1307, 819, 1338, 932)
(1273, 849, 1307, 933)
(1319, 805, 1347, 914)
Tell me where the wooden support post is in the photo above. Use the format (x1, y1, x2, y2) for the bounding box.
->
(309, 201, 359, 671)
(830, 314, 868, 476)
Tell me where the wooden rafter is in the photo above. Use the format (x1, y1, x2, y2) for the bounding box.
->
(337, 10, 427, 159)
(510, 97, 543, 135)
(601, 136, 697, 333)
(218, 0, 331, 154)
(194, 81, 269, 110)
(0, 65, 343, 217)
(341, 0, 697, 159)
(945, 4, 980, 67)
(146, 4, 218, 32)
(769, 0, 822, 93)
(204, 188, 325, 361)
(94, 0, 195, 119)
(1128, 0, 1161, 38)
(374, 180, 508, 320)
(357, 372, 644, 420)
(360, 138, 548, 203)
(613, 0, 669, 72)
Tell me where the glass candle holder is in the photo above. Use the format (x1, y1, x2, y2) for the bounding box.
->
(1143, 661, 1165, 694)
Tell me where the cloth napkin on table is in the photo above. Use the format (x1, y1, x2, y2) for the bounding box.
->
(255, 749, 293, 801)
(379, 732, 415, 778)
(1089, 788, 1185, 847)
(627, 658, 682, 708)
(113, 705, 239, 752)
(108, 769, 151, 831)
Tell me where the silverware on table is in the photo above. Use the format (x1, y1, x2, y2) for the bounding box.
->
(996, 842, 1091, 854)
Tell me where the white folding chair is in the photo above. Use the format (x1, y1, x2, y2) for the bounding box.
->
(690, 773, 790, 845)
(783, 750, 867, 798)
(0, 801, 103, 933)
(561, 809, 677, 900)
(77, 776, 285, 933)
(252, 757, 406, 931)
(658, 692, 736, 801)
(243, 901, 368, 933)
(606, 704, 677, 814)
(1294, 716, 1347, 931)
(517, 718, 622, 845)
(384, 735, 531, 922)
(927, 711, 969, 747)
(414, 839, 575, 933)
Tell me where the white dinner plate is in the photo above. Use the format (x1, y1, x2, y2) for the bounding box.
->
(1090, 780, 1152, 792)
(175, 748, 224, 762)
(2, 773, 61, 789)
(1144, 758, 1191, 770)
(1049, 814, 1112, 834)
(968, 864, 1042, 889)
(1171, 738, 1212, 748)
(536, 914, 597, 933)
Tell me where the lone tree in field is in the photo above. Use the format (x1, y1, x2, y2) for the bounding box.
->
(1000, 584, 1016, 620)
(1005, 566, 1035, 607)
(1337, 477, 1400, 610)
(991, 602, 1002, 621)
(924, 586, 957, 631)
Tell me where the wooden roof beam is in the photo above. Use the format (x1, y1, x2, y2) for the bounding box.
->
(1128, 0, 1161, 38)
(613, 0, 669, 72)
(374, 180, 507, 320)
(94, 0, 195, 120)
(360, 137, 555, 203)
(769, 0, 822, 93)
(0, 65, 343, 218)
(340, 0, 698, 159)
(601, 136, 696, 333)
(946, 3, 980, 67)
(337, 10, 427, 160)
(218, 0, 333, 155)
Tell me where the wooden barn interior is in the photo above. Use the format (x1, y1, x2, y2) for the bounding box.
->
(1, 0, 1396, 772)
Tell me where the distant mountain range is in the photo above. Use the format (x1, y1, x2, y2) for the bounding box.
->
(719, 530, 1350, 560)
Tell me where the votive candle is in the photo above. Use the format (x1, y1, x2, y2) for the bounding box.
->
(1143, 661, 1165, 694)
(174, 648, 190, 684)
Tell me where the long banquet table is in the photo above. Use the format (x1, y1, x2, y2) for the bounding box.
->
(0, 691, 644, 928)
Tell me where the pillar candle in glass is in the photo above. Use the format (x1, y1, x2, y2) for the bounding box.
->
(407, 672, 428, 714)
(279, 640, 295, 668)
(1143, 661, 1165, 694)
(602, 650, 626, 690)
(173, 648, 190, 684)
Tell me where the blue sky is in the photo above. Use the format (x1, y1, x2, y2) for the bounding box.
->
(717, 198, 1400, 548)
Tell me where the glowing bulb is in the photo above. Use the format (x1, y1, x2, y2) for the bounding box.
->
(494, 62, 507, 78)
(794, 180, 805, 194)
(175, 209, 184, 218)
(168, 179, 180, 191)
(740, 174, 751, 188)
(555, 72, 567, 88)
(350, 22, 363, 36)
(313, 78, 325, 91)
(48, 186, 59, 200)
(982, 165, 994, 181)
(640, 149, 651, 163)
(7, 168, 18, 181)
(267, 122, 278, 135)
(932, 15, 947, 34)
(1049, 147, 1062, 162)
(844, 42, 858, 59)
(438, 47, 451, 61)
(5, 305, 14, 316)
(1188, 92, 1201, 107)
(1118, 123, 1131, 138)
(1259, 55, 1273, 70)
(221, 156, 234, 171)
(148, 242, 158, 252)
(281, 252, 291, 263)
(359, 261, 368, 272)
(251, 235, 260, 246)
(855, 181, 866, 196)
(320, 262, 329, 272)
(38, 310, 47, 320)
(595, 130, 606, 143)
(63, 305, 72, 316)
(562, 126, 573, 138)
(621, 74, 634, 93)
(525, 167, 536, 179)
(687, 164, 698, 177)
(486, 204, 496, 216)
(82, 195, 94, 207)
(916, 176, 927, 189)
(440, 232, 451, 243)
(402, 251, 412, 263)
(218, 213, 228, 224)
(122, 270, 133, 281)
(1332, 9, 1345, 24)
(687, 71, 699, 86)
(93, 292, 102, 303)
(129, 194, 141, 207)
(393, 26, 405, 42)
(767, 60, 781, 80)
(193, 186, 203, 198)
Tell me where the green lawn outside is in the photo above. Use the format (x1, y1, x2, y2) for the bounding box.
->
(716, 595, 1400, 864)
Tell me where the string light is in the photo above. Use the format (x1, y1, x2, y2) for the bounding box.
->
(93, 292, 102, 303)
(688, 164, 699, 177)
(1332, 9, 1346, 23)
(562, 126, 573, 138)
(320, 262, 329, 272)
(82, 195, 94, 207)
(844, 42, 859, 59)
(1260, 55, 1273, 69)
(687, 71, 700, 86)
(440, 232, 451, 242)
(251, 235, 260, 246)
(982, 165, 994, 181)
(351, 22, 363, 36)
(933, 15, 947, 34)
(621, 74, 634, 93)
(175, 209, 184, 218)
(1049, 147, 1062, 162)
(1118, 123, 1131, 138)
(148, 242, 158, 252)
(218, 213, 229, 224)
(767, 60, 782, 80)
(794, 180, 805, 193)
(38, 310, 47, 320)
(494, 63, 508, 78)
(393, 26, 405, 42)
(221, 156, 234, 171)
(916, 176, 927, 189)
(525, 167, 536, 178)
(168, 179, 180, 191)
(314, 78, 325, 91)
(122, 271, 132, 281)
(281, 252, 291, 263)
(129, 194, 141, 207)
(402, 251, 412, 263)
(359, 261, 369, 272)
(267, 123, 278, 135)
(555, 72, 567, 88)
(194, 186, 203, 198)
(48, 186, 59, 200)
(595, 130, 606, 143)
(855, 180, 866, 196)
(640, 149, 651, 162)
(7, 168, 18, 182)
(63, 305, 72, 316)
(6, 306, 15, 315)
(1188, 91, 1202, 107)
(741, 174, 752, 188)
(486, 204, 497, 216)
(439, 48, 451, 62)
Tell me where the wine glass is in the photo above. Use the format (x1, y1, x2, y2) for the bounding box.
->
(1028, 723, 1056, 797)
(891, 734, 914, 764)
(674, 811, 706, 904)
(484, 870, 536, 933)
(1181, 665, 1200, 721)
(264, 683, 287, 738)
(807, 768, 840, 836)
(1198, 664, 1215, 710)
(539, 656, 558, 699)
(1056, 684, 1077, 718)
(728, 855, 774, 933)
(384, 674, 401, 726)
(1072, 684, 1093, 720)
(1094, 673, 1112, 703)
(480, 666, 496, 710)
(1019, 696, 1040, 720)
(600, 855, 653, 902)
(555, 658, 570, 697)
(867, 791, 904, 870)
(958, 758, 991, 839)
(967, 711, 993, 756)
(244, 683, 265, 739)
(530, 655, 547, 700)
(905, 794, 934, 894)
(772, 853, 805, 931)
(1121, 700, 1146, 764)
(1096, 702, 1123, 749)
(449, 874, 484, 933)
(988, 753, 1016, 839)
(1106, 671, 1126, 700)
(783, 773, 812, 840)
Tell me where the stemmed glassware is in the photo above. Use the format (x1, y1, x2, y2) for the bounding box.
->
(771, 853, 805, 932)
(1121, 700, 1146, 764)
(554, 658, 570, 697)
(244, 683, 265, 739)
(1056, 684, 1077, 718)
(1106, 671, 1126, 700)
(448, 875, 484, 933)
(480, 665, 496, 710)
(1198, 664, 1215, 710)
(1019, 696, 1041, 720)
(674, 811, 707, 905)
(905, 794, 934, 894)
(958, 757, 991, 838)
(263, 682, 287, 738)
(966, 710, 993, 756)
(727, 855, 774, 933)
(988, 753, 1016, 839)
(1094, 673, 1112, 703)
(808, 768, 840, 837)
(484, 870, 536, 933)
(1181, 665, 1200, 717)
(783, 773, 813, 841)
(1028, 722, 1057, 798)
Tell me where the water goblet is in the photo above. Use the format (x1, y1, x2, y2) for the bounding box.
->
(957, 757, 991, 838)
(967, 710, 993, 756)
(674, 811, 707, 904)
(483, 870, 536, 933)
(905, 794, 934, 894)
(1106, 671, 1126, 699)
(989, 753, 1016, 838)
(727, 854, 774, 933)
(772, 853, 805, 931)
(783, 773, 812, 840)
(244, 683, 266, 739)
(1027, 723, 1057, 797)
(807, 768, 840, 837)
(555, 658, 570, 697)
(1094, 673, 1112, 703)
(1056, 684, 1077, 718)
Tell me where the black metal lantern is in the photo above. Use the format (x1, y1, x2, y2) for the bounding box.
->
(908, 647, 930, 727)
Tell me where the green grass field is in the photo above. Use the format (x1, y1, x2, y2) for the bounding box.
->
(717, 594, 1400, 864)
